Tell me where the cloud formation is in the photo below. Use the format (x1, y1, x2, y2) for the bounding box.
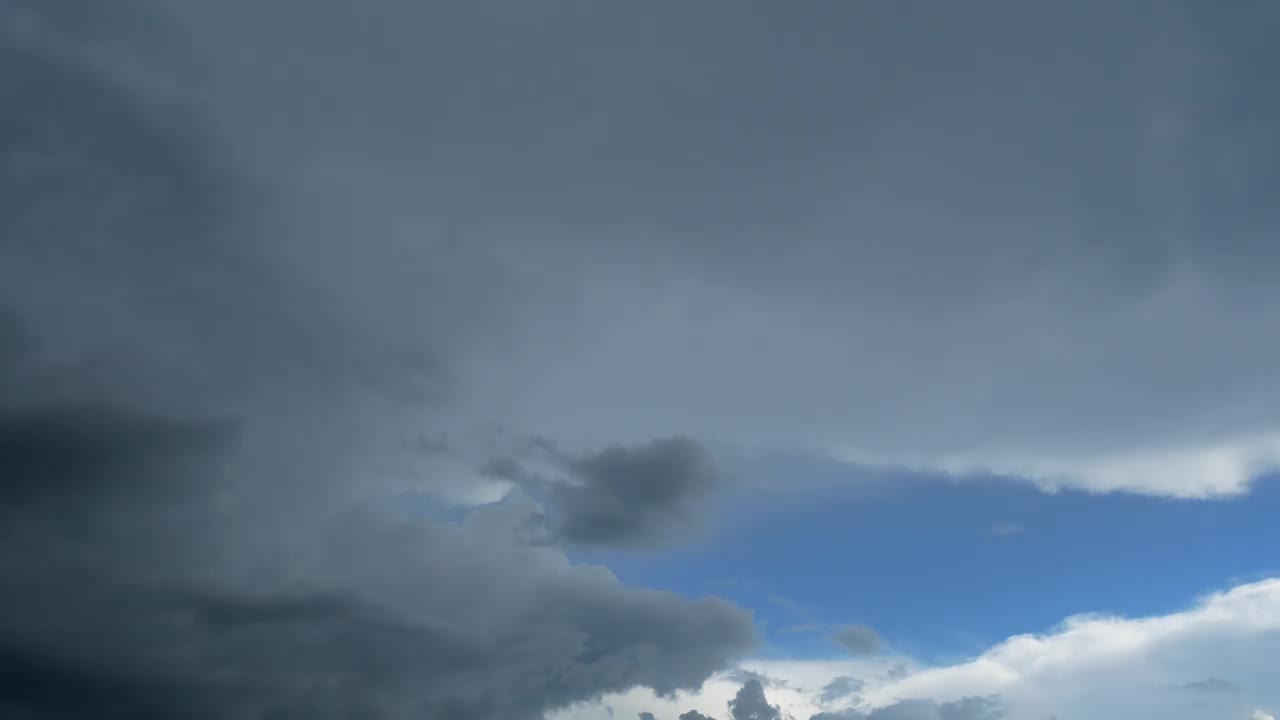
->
(141, 0, 1280, 499)
(6, 0, 1279, 717)
(730, 679, 782, 720)
(485, 435, 719, 547)
(0, 2, 756, 718)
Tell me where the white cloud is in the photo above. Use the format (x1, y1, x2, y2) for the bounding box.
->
(902, 431, 1280, 499)
(555, 579, 1280, 720)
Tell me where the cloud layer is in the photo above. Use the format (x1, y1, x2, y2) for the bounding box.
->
(5, 0, 1278, 717)
(148, 0, 1280, 498)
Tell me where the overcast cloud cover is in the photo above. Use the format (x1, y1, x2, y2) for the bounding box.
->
(142, 0, 1280, 499)
(3, 0, 1279, 718)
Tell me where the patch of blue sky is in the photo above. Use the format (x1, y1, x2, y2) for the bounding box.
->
(576, 449, 1280, 664)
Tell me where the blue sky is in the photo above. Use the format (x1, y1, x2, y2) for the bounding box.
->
(582, 457, 1280, 663)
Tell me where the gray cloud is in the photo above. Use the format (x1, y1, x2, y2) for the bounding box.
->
(554, 437, 717, 546)
(833, 625, 883, 655)
(730, 679, 781, 720)
(0, 403, 233, 506)
(147, 0, 1280, 498)
(680, 712, 717, 720)
(485, 435, 719, 547)
(7, 0, 1279, 716)
(0, 395, 756, 720)
(640, 713, 658, 720)
(0, 2, 756, 718)
(0, 401, 756, 720)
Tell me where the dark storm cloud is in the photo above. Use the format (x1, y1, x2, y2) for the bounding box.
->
(833, 625, 883, 655)
(0, 306, 31, 377)
(0, 2, 756, 719)
(485, 435, 718, 547)
(9, 0, 1279, 715)
(0, 403, 233, 505)
(0, 408, 755, 719)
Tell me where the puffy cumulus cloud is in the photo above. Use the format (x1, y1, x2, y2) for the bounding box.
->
(136, 0, 1280, 499)
(558, 579, 1280, 720)
(0, 2, 756, 719)
(1251, 711, 1276, 720)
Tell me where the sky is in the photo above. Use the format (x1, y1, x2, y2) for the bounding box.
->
(2, 1, 1279, 719)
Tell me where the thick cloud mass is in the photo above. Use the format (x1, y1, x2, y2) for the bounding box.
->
(6, 0, 1279, 717)
(158, 0, 1280, 498)
(0, 2, 756, 719)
